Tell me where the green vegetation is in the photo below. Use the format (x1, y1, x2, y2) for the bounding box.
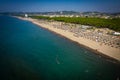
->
(30, 16, 120, 32)
(30, 16, 50, 20)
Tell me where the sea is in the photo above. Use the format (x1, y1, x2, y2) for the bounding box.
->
(0, 15, 120, 80)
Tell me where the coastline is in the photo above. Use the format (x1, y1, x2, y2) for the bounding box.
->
(17, 17, 120, 62)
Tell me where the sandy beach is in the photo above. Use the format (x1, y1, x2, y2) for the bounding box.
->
(17, 17, 120, 62)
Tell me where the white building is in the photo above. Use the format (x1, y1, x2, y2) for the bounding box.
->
(25, 14, 28, 18)
(114, 32, 120, 36)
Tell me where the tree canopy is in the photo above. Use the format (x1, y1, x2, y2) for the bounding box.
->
(30, 16, 120, 32)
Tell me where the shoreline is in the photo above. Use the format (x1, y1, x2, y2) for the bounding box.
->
(17, 17, 120, 62)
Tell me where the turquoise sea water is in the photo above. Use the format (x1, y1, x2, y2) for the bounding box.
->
(0, 16, 120, 80)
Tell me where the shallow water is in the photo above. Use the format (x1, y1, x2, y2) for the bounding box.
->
(0, 16, 120, 80)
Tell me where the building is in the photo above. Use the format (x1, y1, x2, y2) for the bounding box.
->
(25, 14, 28, 18)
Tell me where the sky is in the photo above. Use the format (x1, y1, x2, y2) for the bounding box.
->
(0, 0, 120, 13)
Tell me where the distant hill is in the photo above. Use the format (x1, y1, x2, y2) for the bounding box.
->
(0, 11, 120, 17)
